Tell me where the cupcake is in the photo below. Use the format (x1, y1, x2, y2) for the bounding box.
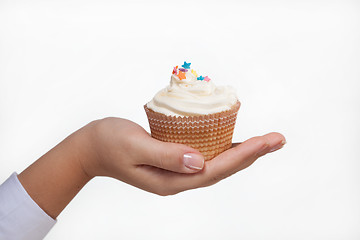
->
(144, 61, 240, 161)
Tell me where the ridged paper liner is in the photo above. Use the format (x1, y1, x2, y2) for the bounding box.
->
(144, 101, 241, 161)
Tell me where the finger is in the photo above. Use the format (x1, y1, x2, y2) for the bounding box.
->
(138, 138, 205, 174)
(202, 132, 286, 184)
(151, 132, 286, 192)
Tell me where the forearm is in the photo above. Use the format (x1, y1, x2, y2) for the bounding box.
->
(16, 118, 285, 219)
(18, 124, 94, 219)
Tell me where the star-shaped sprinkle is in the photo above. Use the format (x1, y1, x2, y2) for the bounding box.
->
(191, 69, 198, 77)
(204, 76, 211, 82)
(197, 75, 204, 81)
(179, 68, 188, 72)
(178, 71, 186, 80)
(181, 61, 191, 69)
(172, 66, 178, 74)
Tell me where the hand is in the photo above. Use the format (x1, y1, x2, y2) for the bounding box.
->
(18, 117, 285, 219)
(82, 117, 286, 196)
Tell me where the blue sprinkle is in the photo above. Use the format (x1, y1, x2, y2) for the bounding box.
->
(181, 61, 191, 69)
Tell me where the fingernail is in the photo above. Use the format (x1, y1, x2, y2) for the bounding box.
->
(269, 140, 287, 152)
(183, 153, 204, 170)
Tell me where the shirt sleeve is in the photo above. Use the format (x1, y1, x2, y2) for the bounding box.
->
(0, 173, 56, 240)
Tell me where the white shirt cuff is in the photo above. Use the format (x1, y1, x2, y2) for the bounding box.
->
(0, 173, 56, 240)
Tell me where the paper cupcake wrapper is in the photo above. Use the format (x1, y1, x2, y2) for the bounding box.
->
(144, 101, 241, 161)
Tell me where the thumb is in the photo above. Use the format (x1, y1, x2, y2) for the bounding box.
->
(140, 138, 205, 174)
(155, 132, 287, 192)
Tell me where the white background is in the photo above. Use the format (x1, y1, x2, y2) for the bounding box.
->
(1, 0, 359, 239)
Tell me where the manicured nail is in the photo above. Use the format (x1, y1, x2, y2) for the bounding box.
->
(183, 153, 204, 170)
(269, 140, 287, 152)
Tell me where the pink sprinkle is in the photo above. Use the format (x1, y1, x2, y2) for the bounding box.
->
(204, 76, 211, 82)
(179, 68, 188, 72)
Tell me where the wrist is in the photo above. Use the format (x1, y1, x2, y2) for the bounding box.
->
(17, 122, 98, 218)
(76, 119, 105, 179)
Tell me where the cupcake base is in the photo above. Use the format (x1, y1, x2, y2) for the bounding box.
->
(144, 101, 240, 161)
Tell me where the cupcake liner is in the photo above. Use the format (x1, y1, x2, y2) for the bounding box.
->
(144, 101, 241, 161)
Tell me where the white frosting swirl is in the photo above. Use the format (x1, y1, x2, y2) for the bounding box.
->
(146, 69, 238, 117)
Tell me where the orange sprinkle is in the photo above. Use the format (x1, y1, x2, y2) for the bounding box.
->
(177, 71, 186, 80)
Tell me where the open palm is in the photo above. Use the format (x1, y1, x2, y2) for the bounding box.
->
(83, 118, 286, 196)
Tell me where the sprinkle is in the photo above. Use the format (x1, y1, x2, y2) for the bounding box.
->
(178, 71, 186, 80)
(191, 69, 198, 77)
(204, 76, 211, 82)
(172, 66, 178, 74)
(179, 68, 188, 72)
(197, 75, 204, 81)
(181, 61, 191, 69)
